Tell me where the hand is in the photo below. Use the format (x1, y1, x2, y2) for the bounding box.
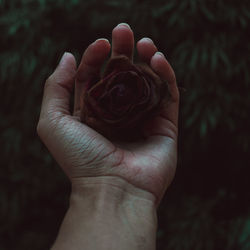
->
(37, 23, 179, 206)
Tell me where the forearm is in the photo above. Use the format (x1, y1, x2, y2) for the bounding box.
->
(51, 177, 158, 250)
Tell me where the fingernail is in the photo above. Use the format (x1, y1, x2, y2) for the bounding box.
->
(116, 23, 131, 29)
(95, 38, 109, 43)
(155, 51, 165, 58)
(140, 37, 154, 44)
(59, 52, 69, 65)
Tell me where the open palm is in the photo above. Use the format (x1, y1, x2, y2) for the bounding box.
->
(37, 23, 179, 205)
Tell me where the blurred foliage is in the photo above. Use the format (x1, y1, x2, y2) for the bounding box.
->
(0, 0, 250, 249)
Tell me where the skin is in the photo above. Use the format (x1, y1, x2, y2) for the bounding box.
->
(37, 23, 179, 250)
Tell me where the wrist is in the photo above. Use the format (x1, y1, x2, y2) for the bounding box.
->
(52, 176, 157, 250)
(71, 175, 157, 209)
(70, 176, 158, 231)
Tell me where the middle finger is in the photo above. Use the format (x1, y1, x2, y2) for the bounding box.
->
(111, 23, 134, 60)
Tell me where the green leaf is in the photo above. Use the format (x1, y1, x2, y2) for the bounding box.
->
(189, 0, 197, 13)
(218, 49, 230, 68)
(185, 101, 201, 128)
(177, 49, 189, 66)
(152, 1, 176, 18)
(210, 49, 218, 71)
(200, 120, 207, 137)
(242, 7, 250, 18)
(207, 110, 217, 129)
(189, 47, 199, 70)
(9, 24, 19, 35)
(105, 0, 123, 8)
(200, 2, 215, 21)
(168, 12, 179, 26)
(38, 0, 46, 7)
(239, 16, 247, 28)
(201, 46, 209, 66)
(71, 0, 79, 5)
(239, 218, 250, 246)
(23, 56, 37, 77)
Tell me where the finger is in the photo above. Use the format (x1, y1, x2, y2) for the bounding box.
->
(39, 52, 76, 121)
(111, 23, 134, 60)
(74, 39, 111, 115)
(150, 52, 179, 126)
(136, 37, 158, 64)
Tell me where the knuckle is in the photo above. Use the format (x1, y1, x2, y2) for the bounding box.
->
(36, 117, 53, 137)
(37, 114, 65, 138)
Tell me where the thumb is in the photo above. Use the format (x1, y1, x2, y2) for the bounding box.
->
(39, 52, 77, 120)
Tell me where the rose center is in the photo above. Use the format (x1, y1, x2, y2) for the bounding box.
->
(110, 83, 134, 106)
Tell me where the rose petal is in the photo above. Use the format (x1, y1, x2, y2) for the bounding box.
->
(80, 55, 170, 141)
(103, 55, 140, 77)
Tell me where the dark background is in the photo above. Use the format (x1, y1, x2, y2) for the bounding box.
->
(1, 0, 250, 249)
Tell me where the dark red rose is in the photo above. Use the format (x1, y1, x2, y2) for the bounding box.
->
(80, 55, 170, 141)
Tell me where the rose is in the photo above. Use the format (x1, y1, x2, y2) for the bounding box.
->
(80, 55, 170, 141)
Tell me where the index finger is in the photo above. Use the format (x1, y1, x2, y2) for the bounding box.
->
(74, 39, 111, 115)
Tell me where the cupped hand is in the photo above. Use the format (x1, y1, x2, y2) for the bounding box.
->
(37, 23, 179, 205)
